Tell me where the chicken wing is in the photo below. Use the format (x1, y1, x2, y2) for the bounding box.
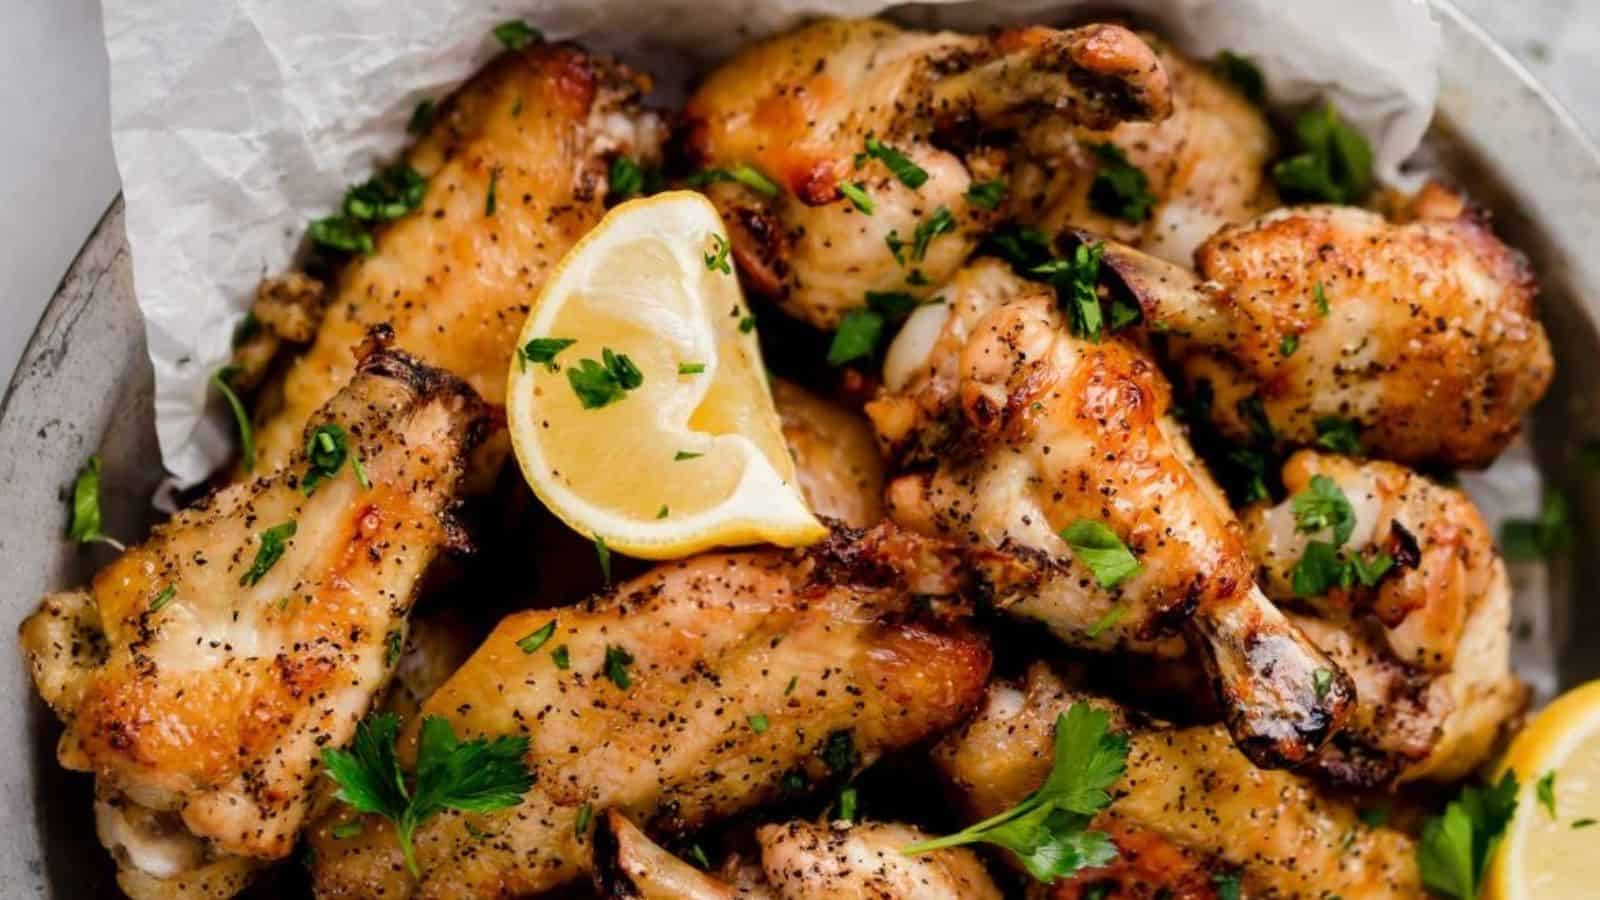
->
(934, 665, 1423, 899)
(1241, 450, 1525, 784)
(867, 259, 1351, 768)
(1087, 186, 1552, 467)
(248, 41, 665, 473)
(682, 18, 1172, 330)
(18, 343, 486, 895)
(309, 523, 993, 898)
(1014, 34, 1277, 265)
(773, 377, 887, 527)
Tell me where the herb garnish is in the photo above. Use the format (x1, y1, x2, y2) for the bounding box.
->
(1292, 540, 1394, 598)
(747, 713, 770, 734)
(1033, 242, 1109, 342)
(822, 730, 857, 774)
(902, 703, 1128, 882)
(67, 455, 125, 550)
(1212, 51, 1265, 105)
(309, 216, 375, 255)
(738, 315, 756, 334)
(1279, 334, 1299, 357)
(150, 584, 177, 612)
(1315, 416, 1363, 455)
(965, 180, 1007, 210)
(344, 165, 426, 223)
(1060, 520, 1142, 589)
(322, 713, 533, 877)
(594, 536, 611, 585)
(485, 167, 499, 216)
(603, 644, 634, 689)
(519, 337, 577, 372)
(860, 137, 928, 189)
(1416, 772, 1518, 900)
(241, 521, 297, 587)
(567, 349, 643, 409)
(492, 20, 542, 51)
(516, 620, 557, 654)
(685, 164, 780, 198)
(609, 157, 644, 201)
(674, 450, 703, 461)
(1313, 281, 1331, 316)
(1500, 489, 1570, 561)
(551, 645, 571, 669)
(408, 99, 436, 135)
(1292, 474, 1356, 547)
(826, 291, 924, 366)
(838, 182, 874, 214)
(301, 423, 370, 495)
(677, 362, 706, 375)
(1088, 143, 1155, 224)
(212, 366, 257, 471)
(910, 206, 954, 262)
(1536, 770, 1558, 819)
(705, 233, 732, 274)
(1272, 101, 1374, 204)
(838, 785, 859, 822)
(1084, 605, 1125, 639)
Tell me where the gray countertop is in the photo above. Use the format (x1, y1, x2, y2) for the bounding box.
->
(0, 1, 1596, 386)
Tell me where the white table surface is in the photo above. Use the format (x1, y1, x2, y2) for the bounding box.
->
(0, 0, 1594, 386)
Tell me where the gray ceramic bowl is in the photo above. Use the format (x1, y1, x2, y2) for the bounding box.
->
(4, 2, 1599, 895)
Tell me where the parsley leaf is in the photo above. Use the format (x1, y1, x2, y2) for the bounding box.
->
(1084, 605, 1125, 639)
(241, 521, 297, 587)
(149, 584, 177, 612)
(685, 165, 779, 198)
(1292, 474, 1356, 547)
(983, 223, 1053, 270)
(1536, 770, 1558, 819)
(309, 215, 375, 255)
(1088, 143, 1155, 224)
(595, 536, 611, 585)
(1034, 242, 1107, 342)
(492, 20, 541, 51)
(609, 157, 645, 201)
(516, 620, 557, 654)
(861, 137, 928, 189)
(567, 349, 643, 409)
(212, 366, 257, 471)
(603, 644, 634, 689)
(822, 730, 857, 774)
(1212, 870, 1244, 900)
(838, 785, 859, 822)
(67, 455, 123, 549)
(1272, 101, 1374, 204)
(1060, 520, 1142, 589)
(677, 362, 706, 375)
(704, 233, 732, 274)
(902, 703, 1128, 882)
(1313, 280, 1331, 316)
(408, 99, 436, 135)
(965, 180, 1007, 210)
(1279, 333, 1299, 357)
(1292, 540, 1393, 598)
(910, 206, 955, 262)
(519, 337, 577, 372)
(1315, 416, 1363, 455)
(302, 423, 369, 495)
(1500, 489, 1570, 561)
(551, 645, 571, 669)
(1417, 772, 1519, 900)
(827, 308, 885, 366)
(344, 165, 426, 223)
(838, 182, 874, 214)
(747, 713, 770, 734)
(322, 713, 533, 877)
(1212, 51, 1265, 105)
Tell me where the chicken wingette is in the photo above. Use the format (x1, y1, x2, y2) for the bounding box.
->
(868, 259, 1351, 768)
(934, 665, 1424, 899)
(681, 18, 1172, 330)
(246, 40, 665, 473)
(18, 342, 486, 897)
(1087, 184, 1552, 468)
(773, 377, 888, 528)
(1242, 450, 1525, 784)
(309, 523, 995, 898)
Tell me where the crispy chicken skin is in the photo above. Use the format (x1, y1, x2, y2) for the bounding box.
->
(1088, 188, 1553, 468)
(1015, 35, 1278, 265)
(868, 260, 1351, 768)
(774, 377, 887, 528)
(682, 18, 1171, 330)
(934, 666, 1424, 899)
(310, 523, 993, 898)
(18, 345, 486, 893)
(249, 41, 665, 472)
(1242, 451, 1525, 784)
(593, 811, 751, 900)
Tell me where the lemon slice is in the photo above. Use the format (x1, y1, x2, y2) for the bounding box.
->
(1486, 679, 1600, 900)
(506, 191, 825, 559)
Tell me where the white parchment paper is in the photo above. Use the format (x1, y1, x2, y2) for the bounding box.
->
(101, 0, 1441, 484)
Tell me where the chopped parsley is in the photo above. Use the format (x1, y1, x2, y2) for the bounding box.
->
(301, 423, 369, 495)
(385, 630, 403, 668)
(1084, 605, 1125, 639)
(603, 644, 634, 689)
(1291, 540, 1393, 598)
(67, 455, 122, 549)
(1212, 51, 1265, 105)
(910, 206, 955, 262)
(1279, 333, 1300, 357)
(1212, 870, 1244, 900)
(1313, 668, 1334, 699)
(485, 167, 499, 216)
(1292, 474, 1356, 547)
(241, 521, 297, 587)
(331, 819, 364, 840)
(860, 137, 928, 189)
(827, 308, 885, 366)
(747, 713, 770, 734)
(407, 99, 436, 135)
(1575, 818, 1598, 829)
(519, 337, 577, 372)
(1087, 143, 1155, 224)
(822, 730, 857, 774)
(551, 645, 571, 669)
(687, 843, 711, 869)
(983, 223, 1052, 270)
(322, 713, 532, 877)
(677, 362, 706, 375)
(1416, 772, 1518, 900)
(1536, 770, 1558, 819)
(344, 165, 426, 223)
(902, 703, 1128, 882)
(1500, 489, 1570, 561)
(575, 803, 594, 837)
(1313, 281, 1331, 316)
(609, 156, 645, 201)
(656, 505, 669, 519)
(965, 180, 1007, 211)
(595, 536, 611, 585)
(566, 349, 643, 409)
(492, 20, 542, 51)
(674, 450, 703, 461)
(837, 785, 859, 822)
(686, 164, 779, 198)
(738, 315, 756, 334)
(516, 620, 557, 654)
(1360, 804, 1391, 829)
(704, 233, 732, 274)
(309, 215, 375, 255)
(784, 675, 798, 695)
(1060, 520, 1142, 589)
(1272, 101, 1374, 204)
(1314, 416, 1363, 455)
(885, 230, 906, 265)
(1034, 241, 1109, 342)
(838, 182, 874, 214)
(149, 584, 177, 613)
(212, 366, 256, 471)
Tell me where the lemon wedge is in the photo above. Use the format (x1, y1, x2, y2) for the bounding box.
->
(1486, 679, 1600, 900)
(505, 191, 825, 559)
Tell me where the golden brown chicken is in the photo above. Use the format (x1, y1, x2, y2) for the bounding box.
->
(773, 377, 888, 527)
(867, 259, 1351, 768)
(1014, 35, 1278, 265)
(681, 18, 1172, 330)
(1088, 187, 1552, 468)
(1241, 450, 1525, 784)
(18, 344, 486, 897)
(934, 665, 1424, 899)
(247, 40, 665, 473)
(309, 523, 994, 898)
(592, 813, 1001, 900)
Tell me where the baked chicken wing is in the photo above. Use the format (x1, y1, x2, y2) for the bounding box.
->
(682, 18, 1172, 330)
(1089, 186, 1552, 468)
(868, 259, 1351, 768)
(773, 377, 888, 528)
(1242, 450, 1525, 784)
(309, 524, 993, 898)
(19, 344, 486, 896)
(1014, 34, 1278, 265)
(248, 41, 665, 472)
(934, 665, 1423, 899)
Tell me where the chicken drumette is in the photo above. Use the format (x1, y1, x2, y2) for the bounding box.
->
(681, 18, 1172, 330)
(868, 259, 1352, 768)
(1087, 184, 1553, 468)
